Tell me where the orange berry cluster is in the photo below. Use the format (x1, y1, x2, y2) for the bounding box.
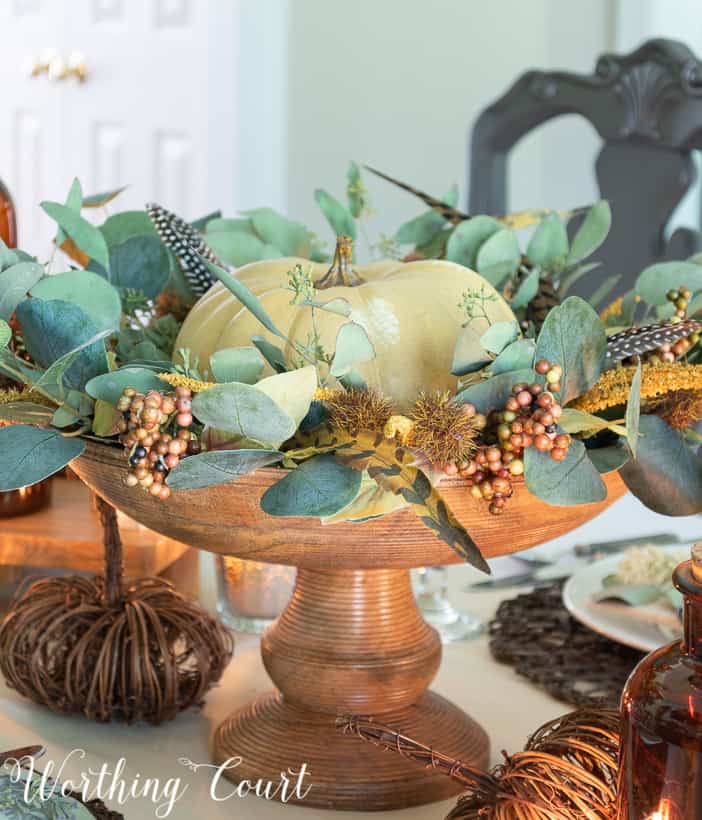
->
(455, 359, 571, 515)
(117, 386, 200, 501)
(653, 287, 699, 363)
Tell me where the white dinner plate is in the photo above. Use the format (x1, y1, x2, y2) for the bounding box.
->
(562, 545, 687, 653)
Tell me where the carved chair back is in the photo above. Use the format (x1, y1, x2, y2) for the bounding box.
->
(469, 39, 702, 297)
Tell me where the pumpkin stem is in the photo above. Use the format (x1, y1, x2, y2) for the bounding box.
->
(316, 235, 364, 289)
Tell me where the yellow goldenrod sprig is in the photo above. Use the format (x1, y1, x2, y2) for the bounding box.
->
(158, 373, 216, 393)
(572, 363, 702, 414)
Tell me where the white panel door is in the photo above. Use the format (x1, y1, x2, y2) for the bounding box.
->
(0, 0, 66, 255)
(65, 0, 231, 220)
(0, 0, 244, 254)
(0, 0, 289, 257)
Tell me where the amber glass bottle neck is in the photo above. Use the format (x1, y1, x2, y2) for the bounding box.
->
(675, 562, 702, 657)
(0, 177, 17, 248)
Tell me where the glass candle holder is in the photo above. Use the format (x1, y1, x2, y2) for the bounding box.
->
(0, 481, 52, 518)
(216, 557, 296, 634)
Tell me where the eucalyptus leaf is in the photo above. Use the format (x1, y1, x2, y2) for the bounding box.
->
(55, 177, 82, 247)
(314, 189, 357, 240)
(205, 260, 286, 340)
(586, 440, 631, 473)
(31, 270, 122, 332)
(566, 201, 611, 265)
(479, 320, 519, 355)
(451, 325, 492, 376)
(100, 210, 155, 246)
(0, 401, 54, 425)
(619, 415, 702, 515)
(635, 261, 702, 305)
(205, 230, 273, 266)
(190, 210, 221, 230)
(16, 299, 109, 391)
(526, 213, 568, 271)
(252, 335, 288, 373)
(206, 217, 256, 234)
(41, 200, 109, 270)
(95, 211, 170, 298)
(0, 261, 45, 320)
(33, 329, 111, 399)
(254, 365, 317, 427)
(0, 425, 85, 490)
(191, 382, 296, 446)
(210, 347, 265, 384)
(0, 318, 10, 348)
(101, 235, 170, 299)
(0, 238, 18, 270)
(491, 339, 535, 375)
(261, 453, 362, 518)
(396, 210, 446, 245)
(455, 368, 535, 414)
(245, 207, 312, 256)
(445, 215, 502, 268)
(0, 349, 46, 394)
(525, 438, 607, 505)
(330, 322, 375, 377)
(510, 268, 540, 310)
(82, 185, 128, 208)
(476, 228, 521, 285)
(167, 448, 283, 490)
(559, 408, 626, 437)
(346, 161, 364, 218)
(626, 361, 642, 458)
(92, 399, 122, 436)
(533, 296, 606, 404)
(85, 367, 164, 404)
(416, 228, 451, 260)
(52, 404, 82, 428)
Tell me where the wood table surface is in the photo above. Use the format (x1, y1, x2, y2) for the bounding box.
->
(0, 492, 700, 819)
(0, 478, 189, 576)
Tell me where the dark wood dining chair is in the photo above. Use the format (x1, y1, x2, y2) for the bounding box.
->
(469, 38, 702, 298)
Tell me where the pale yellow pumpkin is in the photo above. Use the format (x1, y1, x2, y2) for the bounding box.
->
(176, 238, 516, 411)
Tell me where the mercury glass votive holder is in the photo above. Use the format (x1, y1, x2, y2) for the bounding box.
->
(216, 556, 296, 634)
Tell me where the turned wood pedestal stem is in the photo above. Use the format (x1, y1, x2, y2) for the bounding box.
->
(212, 568, 489, 811)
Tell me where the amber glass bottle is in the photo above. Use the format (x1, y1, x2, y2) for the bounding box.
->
(617, 544, 702, 820)
(0, 176, 17, 247)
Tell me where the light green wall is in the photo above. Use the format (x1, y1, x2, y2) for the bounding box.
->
(285, 0, 615, 256)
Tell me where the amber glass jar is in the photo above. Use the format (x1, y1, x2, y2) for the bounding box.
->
(0, 177, 51, 517)
(0, 177, 17, 248)
(617, 544, 702, 820)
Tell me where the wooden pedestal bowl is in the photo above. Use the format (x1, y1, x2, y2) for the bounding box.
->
(72, 441, 627, 812)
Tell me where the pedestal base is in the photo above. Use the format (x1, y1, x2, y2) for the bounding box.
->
(212, 689, 489, 811)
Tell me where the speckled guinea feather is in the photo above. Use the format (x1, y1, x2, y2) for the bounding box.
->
(146, 203, 225, 295)
(606, 319, 702, 362)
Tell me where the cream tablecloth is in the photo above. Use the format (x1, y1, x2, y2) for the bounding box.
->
(1, 493, 700, 820)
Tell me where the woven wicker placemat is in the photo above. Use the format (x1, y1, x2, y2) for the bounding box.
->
(488, 583, 645, 708)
